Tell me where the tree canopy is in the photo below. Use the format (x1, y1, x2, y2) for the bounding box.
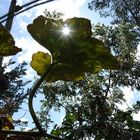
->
(88, 0, 140, 28)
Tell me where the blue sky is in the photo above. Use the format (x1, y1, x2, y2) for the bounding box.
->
(1, 0, 140, 130)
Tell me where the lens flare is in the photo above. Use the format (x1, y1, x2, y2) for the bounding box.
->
(62, 25, 70, 35)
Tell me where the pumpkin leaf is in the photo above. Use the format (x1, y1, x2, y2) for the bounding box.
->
(28, 16, 119, 82)
(0, 25, 22, 56)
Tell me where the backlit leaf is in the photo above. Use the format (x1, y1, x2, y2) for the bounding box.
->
(28, 16, 119, 82)
(30, 51, 51, 76)
(65, 17, 92, 39)
(0, 25, 22, 56)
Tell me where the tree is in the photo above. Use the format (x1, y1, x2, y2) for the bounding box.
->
(40, 77, 140, 139)
(0, 60, 31, 115)
(0, 0, 30, 129)
(88, 0, 140, 28)
(0, 24, 31, 128)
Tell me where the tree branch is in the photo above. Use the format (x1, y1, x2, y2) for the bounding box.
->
(105, 70, 112, 98)
(0, 0, 56, 24)
(0, 0, 43, 19)
(0, 130, 65, 140)
(123, 0, 139, 26)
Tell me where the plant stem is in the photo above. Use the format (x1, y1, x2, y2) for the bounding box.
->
(28, 63, 67, 140)
(29, 64, 54, 134)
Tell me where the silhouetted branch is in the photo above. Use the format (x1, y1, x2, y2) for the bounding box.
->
(0, 0, 55, 24)
(0, 0, 41, 20)
(0, 130, 65, 140)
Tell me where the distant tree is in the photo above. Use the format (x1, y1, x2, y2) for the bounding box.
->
(40, 77, 140, 139)
(0, 60, 31, 116)
(88, 0, 140, 28)
(44, 9, 64, 20)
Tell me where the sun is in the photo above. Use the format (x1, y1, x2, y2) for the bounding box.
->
(62, 25, 70, 35)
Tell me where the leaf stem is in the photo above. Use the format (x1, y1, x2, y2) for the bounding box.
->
(29, 63, 57, 138)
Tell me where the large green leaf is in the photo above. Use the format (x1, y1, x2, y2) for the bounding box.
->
(0, 25, 22, 56)
(28, 16, 119, 82)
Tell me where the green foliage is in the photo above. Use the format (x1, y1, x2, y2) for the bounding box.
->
(44, 9, 64, 20)
(0, 75, 9, 90)
(92, 23, 140, 90)
(88, 0, 140, 28)
(0, 60, 31, 115)
(0, 25, 21, 56)
(39, 73, 140, 139)
(28, 16, 119, 82)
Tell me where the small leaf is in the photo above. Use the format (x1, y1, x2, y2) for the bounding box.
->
(30, 51, 51, 76)
(0, 25, 22, 56)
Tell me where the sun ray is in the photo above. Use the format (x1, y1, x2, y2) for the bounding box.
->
(62, 25, 70, 35)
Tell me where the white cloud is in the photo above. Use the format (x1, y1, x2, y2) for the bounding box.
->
(14, 36, 48, 79)
(20, 118, 28, 123)
(116, 86, 134, 110)
(3, 57, 11, 64)
(122, 87, 134, 105)
(15, 37, 47, 63)
(133, 111, 140, 121)
(16, 0, 29, 6)
(44, 0, 83, 19)
(16, 19, 28, 33)
(22, 127, 32, 131)
(17, 0, 87, 20)
(136, 43, 140, 59)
